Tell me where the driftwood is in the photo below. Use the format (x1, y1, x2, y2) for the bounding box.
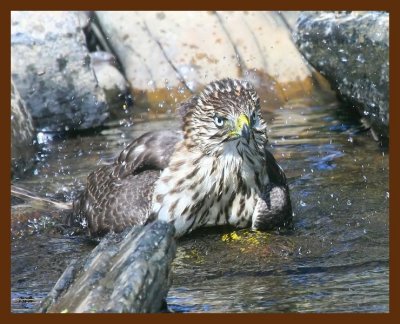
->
(38, 220, 176, 313)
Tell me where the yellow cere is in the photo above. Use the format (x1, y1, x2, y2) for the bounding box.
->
(236, 114, 250, 131)
(228, 114, 250, 137)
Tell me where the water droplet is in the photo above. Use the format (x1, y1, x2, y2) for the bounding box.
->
(300, 200, 307, 207)
(347, 200, 352, 206)
(356, 54, 366, 63)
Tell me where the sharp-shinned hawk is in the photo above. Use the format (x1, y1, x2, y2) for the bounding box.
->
(71, 78, 292, 237)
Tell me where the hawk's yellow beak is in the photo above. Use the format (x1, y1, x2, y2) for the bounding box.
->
(234, 114, 251, 143)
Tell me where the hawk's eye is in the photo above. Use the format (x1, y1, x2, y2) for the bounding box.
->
(213, 115, 225, 128)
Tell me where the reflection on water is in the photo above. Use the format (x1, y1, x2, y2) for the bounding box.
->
(11, 99, 389, 313)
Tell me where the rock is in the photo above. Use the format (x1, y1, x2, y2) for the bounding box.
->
(94, 11, 332, 112)
(11, 80, 36, 178)
(90, 51, 131, 116)
(294, 11, 389, 139)
(39, 220, 176, 313)
(11, 11, 109, 132)
(90, 51, 127, 90)
(75, 11, 92, 29)
(278, 11, 302, 31)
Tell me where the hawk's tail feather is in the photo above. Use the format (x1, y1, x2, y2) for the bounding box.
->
(11, 185, 72, 210)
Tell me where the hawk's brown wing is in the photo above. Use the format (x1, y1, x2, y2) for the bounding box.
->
(69, 130, 182, 236)
(114, 130, 183, 178)
(252, 146, 293, 230)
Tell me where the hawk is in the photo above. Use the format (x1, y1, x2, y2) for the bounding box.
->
(71, 79, 292, 237)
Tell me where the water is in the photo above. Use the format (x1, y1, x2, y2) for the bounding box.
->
(11, 99, 389, 313)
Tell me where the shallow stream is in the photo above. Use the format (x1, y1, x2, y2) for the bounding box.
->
(11, 96, 389, 313)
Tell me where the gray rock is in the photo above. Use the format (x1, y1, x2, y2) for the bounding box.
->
(11, 80, 36, 178)
(39, 220, 176, 313)
(94, 11, 327, 109)
(90, 51, 130, 115)
(294, 11, 389, 139)
(11, 11, 109, 132)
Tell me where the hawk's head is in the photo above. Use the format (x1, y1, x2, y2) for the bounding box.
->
(181, 78, 268, 157)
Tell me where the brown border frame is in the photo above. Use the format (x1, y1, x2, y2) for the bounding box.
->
(3, 1, 398, 323)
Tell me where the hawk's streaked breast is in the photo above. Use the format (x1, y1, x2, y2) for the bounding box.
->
(152, 79, 273, 237)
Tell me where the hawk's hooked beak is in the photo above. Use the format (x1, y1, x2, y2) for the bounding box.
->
(236, 114, 251, 143)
